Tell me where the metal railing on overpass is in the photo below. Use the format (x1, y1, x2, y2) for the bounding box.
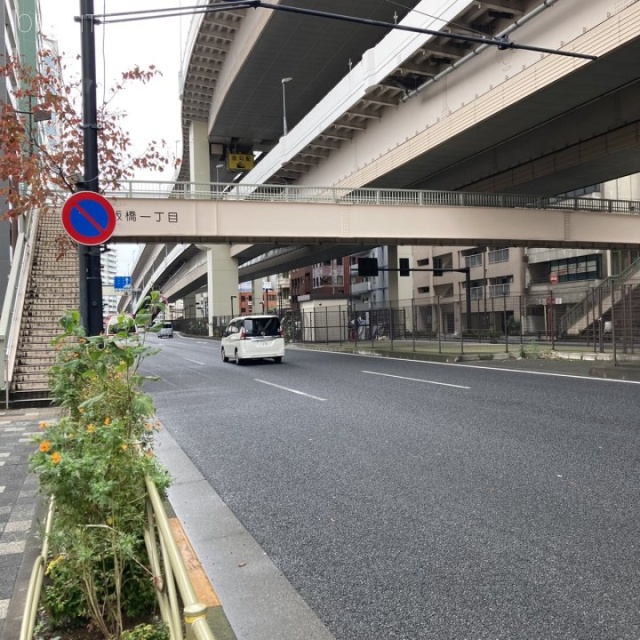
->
(103, 181, 640, 214)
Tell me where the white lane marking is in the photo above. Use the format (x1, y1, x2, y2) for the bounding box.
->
(255, 379, 327, 401)
(184, 358, 206, 365)
(302, 349, 640, 385)
(363, 370, 470, 389)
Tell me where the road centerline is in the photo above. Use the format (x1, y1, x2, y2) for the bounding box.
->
(362, 370, 470, 389)
(255, 379, 327, 401)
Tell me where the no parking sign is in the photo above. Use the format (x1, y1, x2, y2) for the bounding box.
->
(61, 191, 116, 246)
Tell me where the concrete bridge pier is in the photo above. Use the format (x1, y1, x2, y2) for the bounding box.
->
(188, 121, 239, 335)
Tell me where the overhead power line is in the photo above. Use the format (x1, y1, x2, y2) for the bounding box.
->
(87, 1, 597, 61)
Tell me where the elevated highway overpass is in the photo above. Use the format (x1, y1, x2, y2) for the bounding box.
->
(127, 0, 640, 312)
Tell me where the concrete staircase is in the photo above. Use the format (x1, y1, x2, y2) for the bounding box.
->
(10, 210, 79, 407)
(558, 258, 640, 337)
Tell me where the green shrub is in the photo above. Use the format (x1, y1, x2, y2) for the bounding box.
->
(30, 294, 172, 639)
(121, 622, 170, 640)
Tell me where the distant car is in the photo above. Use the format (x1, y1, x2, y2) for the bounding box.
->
(158, 321, 174, 338)
(221, 315, 284, 364)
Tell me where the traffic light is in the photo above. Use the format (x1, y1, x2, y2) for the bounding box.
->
(399, 258, 410, 276)
(433, 258, 443, 277)
(358, 257, 379, 277)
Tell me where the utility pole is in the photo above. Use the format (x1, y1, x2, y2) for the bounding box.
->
(78, 0, 104, 335)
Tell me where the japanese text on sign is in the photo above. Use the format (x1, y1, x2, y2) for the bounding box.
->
(115, 210, 180, 223)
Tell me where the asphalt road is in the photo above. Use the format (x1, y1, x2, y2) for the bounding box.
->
(142, 333, 640, 640)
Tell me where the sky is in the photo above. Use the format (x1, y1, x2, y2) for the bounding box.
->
(40, 1, 189, 274)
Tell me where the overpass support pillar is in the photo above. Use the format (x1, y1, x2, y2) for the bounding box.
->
(206, 246, 238, 336)
(387, 246, 413, 306)
(252, 278, 267, 314)
(189, 121, 238, 335)
(183, 294, 197, 319)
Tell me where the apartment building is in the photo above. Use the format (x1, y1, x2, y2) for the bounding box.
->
(410, 177, 640, 336)
(290, 257, 350, 311)
(1, 0, 43, 304)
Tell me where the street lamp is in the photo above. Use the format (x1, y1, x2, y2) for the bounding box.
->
(14, 108, 52, 123)
(281, 77, 292, 136)
(14, 104, 52, 156)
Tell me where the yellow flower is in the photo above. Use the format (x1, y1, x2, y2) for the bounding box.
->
(104, 417, 111, 426)
(38, 421, 49, 430)
(51, 452, 61, 465)
(120, 443, 128, 452)
(39, 441, 51, 453)
(87, 424, 96, 433)
(46, 555, 65, 576)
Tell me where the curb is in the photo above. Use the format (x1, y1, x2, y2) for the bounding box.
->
(169, 518, 237, 640)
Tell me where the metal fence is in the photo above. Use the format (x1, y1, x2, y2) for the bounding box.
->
(20, 479, 219, 640)
(174, 280, 640, 363)
(105, 180, 640, 214)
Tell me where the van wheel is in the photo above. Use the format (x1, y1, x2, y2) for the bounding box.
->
(273, 356, 282, 364)
(234, 350, 243, 365)
(221, 348, 229, 363)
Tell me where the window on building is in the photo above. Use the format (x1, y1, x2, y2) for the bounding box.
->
(465, 253, 483, 268)
(488, 247, 509, 264)
(550, 254, 601, 282)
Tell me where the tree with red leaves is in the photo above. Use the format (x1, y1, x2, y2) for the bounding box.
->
(0, 50, 178, 219)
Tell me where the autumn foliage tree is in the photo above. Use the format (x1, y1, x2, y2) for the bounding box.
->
(0, 50, 178, 219)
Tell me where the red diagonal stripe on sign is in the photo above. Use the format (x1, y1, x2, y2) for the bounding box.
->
(75, 202, 105, 233)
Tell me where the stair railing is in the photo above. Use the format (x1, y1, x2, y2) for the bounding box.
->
(557, 257, 640, 336)
(1, 207, 41, 408)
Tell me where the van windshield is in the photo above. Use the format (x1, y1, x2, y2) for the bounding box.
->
(245, 317, 280, 337)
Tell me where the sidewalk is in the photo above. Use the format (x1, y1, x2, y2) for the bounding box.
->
(0, 405, 332, 640)
(0, 408, 60, 640)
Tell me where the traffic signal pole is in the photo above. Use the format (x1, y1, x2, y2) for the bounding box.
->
(358, 258, 472, 330)
(78, 0, 104, 336)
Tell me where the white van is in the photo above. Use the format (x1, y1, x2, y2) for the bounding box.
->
(158, 321, 174, 338)
(221, 315, 284, 364)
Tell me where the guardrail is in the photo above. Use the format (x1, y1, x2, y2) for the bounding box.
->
(96, 180, 640, 214)
(19, 497, 54, 640)
(1, 208, 40, 407)
(20, 476, 219, 640)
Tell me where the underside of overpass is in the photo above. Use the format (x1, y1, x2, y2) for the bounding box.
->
(129, 0, 640, 309)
